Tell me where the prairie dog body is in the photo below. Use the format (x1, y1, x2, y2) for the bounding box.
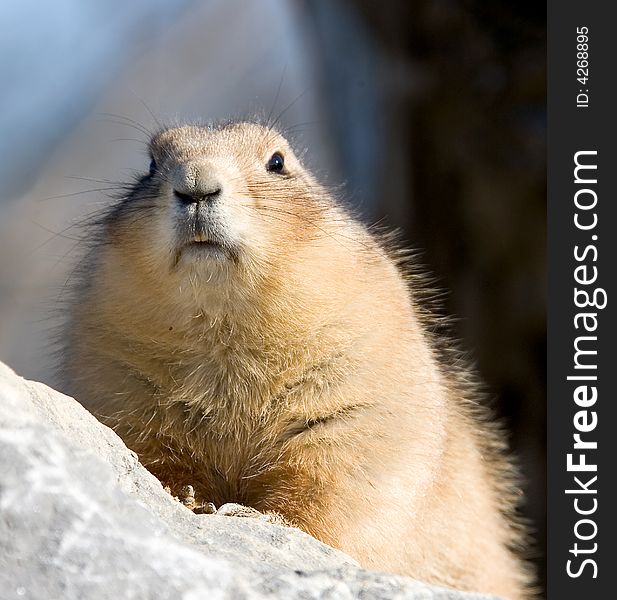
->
(60, 122, 531, 598)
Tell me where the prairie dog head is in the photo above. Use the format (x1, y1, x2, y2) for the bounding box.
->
(103, 122, 331, 297)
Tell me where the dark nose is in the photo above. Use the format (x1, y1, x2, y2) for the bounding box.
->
(174, 187, 222, 205)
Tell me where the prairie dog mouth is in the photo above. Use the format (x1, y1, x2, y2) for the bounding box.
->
(186, 237, 225, 251)
(176, 218, 227, 251)
(174, 203, 240, 262)
(192, 232, 219, 244)
(179, 233, 238, 263)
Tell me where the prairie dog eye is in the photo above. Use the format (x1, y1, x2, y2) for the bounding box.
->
(149, 159, 157, 176)
(266, 152, 285, 173)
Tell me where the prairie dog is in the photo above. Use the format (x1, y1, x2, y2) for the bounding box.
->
(60, 121, 531, 598)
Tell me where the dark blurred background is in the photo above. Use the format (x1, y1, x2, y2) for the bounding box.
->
(0, 0, 546, 595)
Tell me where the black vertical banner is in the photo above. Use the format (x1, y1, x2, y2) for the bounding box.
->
(548, 2, 617, 598)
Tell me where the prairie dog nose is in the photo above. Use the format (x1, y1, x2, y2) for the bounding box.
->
(172, 161, 222, 204)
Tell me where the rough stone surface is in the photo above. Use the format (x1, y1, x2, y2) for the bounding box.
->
(0, 361, 500, 599)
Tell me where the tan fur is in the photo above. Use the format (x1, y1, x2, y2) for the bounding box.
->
(59, 122, 532, 598)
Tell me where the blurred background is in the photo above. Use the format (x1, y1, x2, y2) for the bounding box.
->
(0, 0, 546, 594)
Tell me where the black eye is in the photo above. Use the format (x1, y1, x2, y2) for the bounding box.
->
(266, 152, 285, 173)
(149, 159, 157, 176)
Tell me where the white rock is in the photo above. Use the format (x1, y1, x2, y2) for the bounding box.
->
(0, 361, 499, 599)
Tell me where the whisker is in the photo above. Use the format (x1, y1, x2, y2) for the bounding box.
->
(248, 205, 366, 253)
(38, 187, 132, 202)
(95, 113, 153, 137)
(266, 65, 288, 126)
(268, 87, 312, 131)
